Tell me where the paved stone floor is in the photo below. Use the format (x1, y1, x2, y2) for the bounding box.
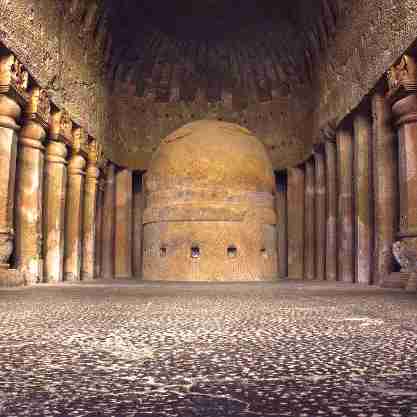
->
(0, 281, 417, 417)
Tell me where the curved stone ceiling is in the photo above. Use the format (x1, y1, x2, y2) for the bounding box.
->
(102, 0, 348, 170)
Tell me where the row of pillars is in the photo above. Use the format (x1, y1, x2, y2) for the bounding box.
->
(276, 83, 401, 286)
(101, 167, 144, 280)
(277, 53, 417, 290)
(0, 51, 143, 287)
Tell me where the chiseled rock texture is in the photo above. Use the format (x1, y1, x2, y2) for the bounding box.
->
(2, 1, 417, 170)
(1, 282, 417, 416)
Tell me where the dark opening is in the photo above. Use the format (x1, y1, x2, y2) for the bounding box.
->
(228, 246, 237, 258)
(191, 246, 200, 259)
(261, 248, 268, 258)
(160, 247, 167, 257)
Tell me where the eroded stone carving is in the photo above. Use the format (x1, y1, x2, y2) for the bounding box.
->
(25, 87, 50, 127)
(387, 55, 417, 93)
(393, 241, 417, 273)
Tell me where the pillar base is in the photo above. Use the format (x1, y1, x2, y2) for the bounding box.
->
(81, 272, 95, 281)
(380, 272, 408, 289)
(0, 268, 24, 287)
(64, 272, 79, 282)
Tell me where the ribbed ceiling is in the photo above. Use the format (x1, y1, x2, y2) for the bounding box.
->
(103, 0, 347, 104)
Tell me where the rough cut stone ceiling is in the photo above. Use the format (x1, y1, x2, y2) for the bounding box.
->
(96, 0, 350, 170)
(104, 0, 348, 103)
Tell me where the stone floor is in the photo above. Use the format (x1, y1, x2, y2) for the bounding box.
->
(0, 281, 417, 417)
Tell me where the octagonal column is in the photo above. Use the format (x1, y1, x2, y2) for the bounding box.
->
(387, 55, 417, 291)
(336, 124, 355, 283)
(64, 127, 87, 281)
(325, 137, 337, 281)
(372, 86, 398, 286)
(0, 55, 25, 284)
(101, 163, 116, 279)
(133, 171, 145, 279)
(314, 145, 326, 281)
(94, 174, 106, 279)
(287, 166, 305, 279)
(304, 158, 315, 280)
(81, 140, 100, 281)
(353, 104, 373, 285)
(275, 171, 288, 279)
(115, 167, 133, 279)
(15, 87, 49, 284)
(43, 110, 71, 283)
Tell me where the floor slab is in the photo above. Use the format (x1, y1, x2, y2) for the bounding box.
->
(0, 281, 417, 417)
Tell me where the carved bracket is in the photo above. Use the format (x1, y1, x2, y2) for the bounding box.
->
(387, 54, 417, 103)
(25, 87, 51, 128)
(0, 54, 29, 106)
(49, 109, 73, 145)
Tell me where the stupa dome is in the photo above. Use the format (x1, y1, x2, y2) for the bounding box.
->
(143, 120, 278, 281)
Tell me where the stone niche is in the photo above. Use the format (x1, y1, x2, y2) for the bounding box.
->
(143, 120, 278, 281)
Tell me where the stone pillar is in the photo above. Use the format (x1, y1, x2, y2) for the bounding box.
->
(336, 124, 355, 283)
(314, 145, 326, 281)
(15, 87, 49, 284)
(387, 55, 417, 291)
(372, 86, 398, 286)
(287, 166, 304, 279)
(81, 140, 100, 281)
(101, 163, 116, 279)
(64, 127, 87, 281)
(0, 54, 25, 285)
(304, 159, 315, 280)
(275, 171, 288, 279)
(353, 104, 373, 285)
(133, 171, 145, 278)
(94, 174, 106, 279)
(325, 138, 338, 281)
(115, 168, 133, 279)
(43, 110, 71, 283)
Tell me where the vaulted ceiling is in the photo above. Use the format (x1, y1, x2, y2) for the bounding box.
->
(103, 0, 347, 104)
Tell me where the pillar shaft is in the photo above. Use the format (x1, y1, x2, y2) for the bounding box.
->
(94, 177, 105, 278)
(394, 96, 417, 239)
(287, 166, 304, 279)
(115, 168, 133, 279)
(275, 172, 288, 279)
(314, 148, 326, 281)
(64, 153, 86, 281)
(133, 172, 144, 278)
(325, 140, 337, 281)
(372, 89, 397, 282)
(304, 159, 315, 280)
(81, 148, 100, 281)
(15, 120, 46, 284)
(337, 126, 355, 283)
(101, 163, 116, 279)
(0, 95, 20, 272)
(43, 140, 68, 282)
(354, 106, 373, 285)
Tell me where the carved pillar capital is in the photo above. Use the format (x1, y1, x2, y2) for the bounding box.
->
(49, 109, 73, 143)
(387, 55, 417, 288)
(0, 54, 28, 131)
(86, 139, 100, 181)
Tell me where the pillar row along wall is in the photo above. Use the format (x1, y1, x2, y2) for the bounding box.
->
(0, 49, 146, 287)
(279, 89, 397, 285)
(277, 54, 417, 291)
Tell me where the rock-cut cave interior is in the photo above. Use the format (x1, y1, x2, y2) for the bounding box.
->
(1, 1, 417, 416)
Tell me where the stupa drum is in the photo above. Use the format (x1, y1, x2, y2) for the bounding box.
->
(142, 120, 278, 281)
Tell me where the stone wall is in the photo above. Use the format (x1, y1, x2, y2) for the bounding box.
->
(316, 0, 417, 138)
(0, 0, 109, 140)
